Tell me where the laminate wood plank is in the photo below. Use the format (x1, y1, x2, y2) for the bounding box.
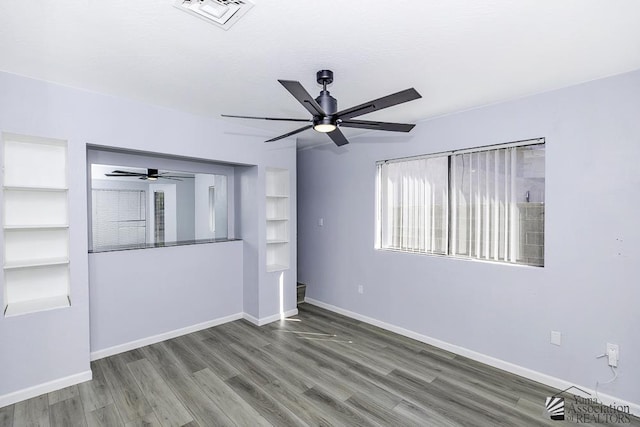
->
(207, 341, 345, 426)
(140, 344, 236, 427)
(123, 412, 162, 427)
(260, 341, 354, 401)
(392, 370, 547, 427)
(393, 399, 461, 427)
(346, 392, 418, 427)
(295, 344, 404, 409)
(0, 405, 13, 427)
(127, 359, 193, 427)
(259, 380, 342, 427)
(12, 395, 49, 427)
(224, 375, 306, 427)
(181, 335, 240, 381)
(163, 338, 208, 374)
(515, 397, 558, 426)
(96, 355, 153, 423)
(192, 368, 271, 427)
(348, 363, 484, 426)
(48, 385, 79, 405)
(298, 303, 363, 328)
(418, 349, 555, 405)
(202, 335, 275, 388)
(302, 386, 374, 427)
(80, 361, 115, 413)
(49, 396, 87, 427)
(223, 320, 272, 348)
(86, 404, 124, 427)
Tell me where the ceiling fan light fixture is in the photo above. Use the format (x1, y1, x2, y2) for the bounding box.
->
(313, 123, 337, 133)
(313, 117, 337, 133)
(147, 176, 158, 181)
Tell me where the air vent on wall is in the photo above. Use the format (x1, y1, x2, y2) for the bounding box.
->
(174, 0, 254, 30)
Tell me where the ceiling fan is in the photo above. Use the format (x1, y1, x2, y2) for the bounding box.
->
(222, 70, 422, 146)
(104, 168, 191, 181)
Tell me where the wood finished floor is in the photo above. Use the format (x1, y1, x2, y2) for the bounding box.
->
(1, 303, 638, 427)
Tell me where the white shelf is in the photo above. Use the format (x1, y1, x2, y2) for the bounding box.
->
(4, 295, 70, 317)
(2, 133, 70, 316)
(3, 190, 68, 227)
(266, 264, 289, 273)
(4, 224, 69, 230)
(3, 186, 68, 192)
(4, 258, 69, 270)
(265, 168, 290, 272)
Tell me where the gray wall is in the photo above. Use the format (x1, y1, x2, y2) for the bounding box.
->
(298, 69, 640, 405)
(0, 70, 297, 402)
(89, 240, 243, 352)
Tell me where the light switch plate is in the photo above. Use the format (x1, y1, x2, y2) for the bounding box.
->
(551, 331, 562, 346)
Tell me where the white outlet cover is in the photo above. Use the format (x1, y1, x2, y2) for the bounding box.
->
(551, 331, 562, 346)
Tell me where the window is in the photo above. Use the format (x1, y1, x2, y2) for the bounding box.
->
(92, 189, 147, 248)
(154, 191, 165, 244)
(376, 139, 545, 266)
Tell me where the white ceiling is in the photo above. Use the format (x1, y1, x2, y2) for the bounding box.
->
(1, 1, 640, 148)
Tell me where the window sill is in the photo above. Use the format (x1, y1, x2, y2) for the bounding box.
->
(375, 247, 544, 268)
(89, 238, 242, 253)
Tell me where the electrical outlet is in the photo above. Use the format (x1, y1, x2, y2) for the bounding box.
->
(550, 331, 562, 346)
(357, 285, 364, 294)
(606, 343, 619, 367)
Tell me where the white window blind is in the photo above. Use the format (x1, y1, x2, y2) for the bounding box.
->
(377, 156, 449, 254)
(376, 140, 545, 266)
(92, 189, 147, 249)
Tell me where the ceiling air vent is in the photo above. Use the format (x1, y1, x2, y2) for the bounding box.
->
(174, 0, 254, 30)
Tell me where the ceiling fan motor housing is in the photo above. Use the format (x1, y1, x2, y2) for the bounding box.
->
(315, 90, 337, 117)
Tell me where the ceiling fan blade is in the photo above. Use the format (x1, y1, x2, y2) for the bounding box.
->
(110, 170, 145, 175)
(221, 114, 311, 123)
(327, 128, 350, 147)
(159, 177, 183, 181)
(162, 175, 194, 179)
(105, 172, 145, 177)
(265, 124, 313, 142)
(336, 88, 422, 120)
(278, 80, 326, 117)
(339, 119, 415, 132)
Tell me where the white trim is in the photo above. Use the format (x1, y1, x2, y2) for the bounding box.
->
(0, 370, 92, 408)
(243, 308, 299, 326)
(304, 298, 640, 416)
(90, 312, 244, 361)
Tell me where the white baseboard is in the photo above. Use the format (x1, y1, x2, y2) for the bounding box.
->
(90, 312, 244, 361)
(243, 308, 299, 326)
(304, 298, 640, 416)
(0, 370, 92, 408)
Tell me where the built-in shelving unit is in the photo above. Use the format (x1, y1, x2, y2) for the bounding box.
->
(266, 168, 290, 272)
(2, 133, 70, 317)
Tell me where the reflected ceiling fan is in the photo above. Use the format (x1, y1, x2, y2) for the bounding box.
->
(105, 168, 191, 181)
(222, 70, 422, 146)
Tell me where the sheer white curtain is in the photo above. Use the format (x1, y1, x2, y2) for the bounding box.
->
(378, 157, 448, 254)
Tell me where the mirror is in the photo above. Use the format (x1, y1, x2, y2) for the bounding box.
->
(90, 164, 228, 251)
